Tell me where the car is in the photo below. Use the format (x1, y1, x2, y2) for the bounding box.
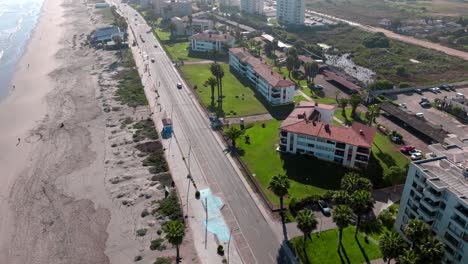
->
(429, 87, 440, 93)
(154, 44, 158, 48)
(313, 84, 324, 90)
(420, 101, 431, 108)
(176, 83, 182, 89)
(410, 149, 422, 155)
(151, 58, 155, 63)
(411, 152, 422, 160)
(391, 136, 403, 144)
(415, 112, 424, 119)
(420, 97, 429, 103)
(415, 88, 423, 95)
(447, 85, 456, 91)
(439, 84, 449, 91)
(400, 145, 415, 155)
(318, 200, 331, 216)
(398, 103, 407, 108)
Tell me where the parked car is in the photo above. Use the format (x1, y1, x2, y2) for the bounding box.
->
(400, 145, 415, 155)
(420, 97, 429, 103)
(176, 83, 182, 89)
(448, 85, 456, 91)
(154, 44, 158, 48)
(398, 103, 407, 108)
(151, 58, 155, 63)
(415, 88, 423, 95)
(415, 112, 425, 119)
(410, 149, 422, 155)
(411, 152, 422, 160)
(318, 200, 331, 216)
(314, 84, 324, 90)
(420, 101, 431, 108)
(391, 136, 403, 144)
(439, 84, 449, 91)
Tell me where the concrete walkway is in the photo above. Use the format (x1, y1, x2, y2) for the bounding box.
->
(184, 60, 215, 65)
(225, 113, 273, 124)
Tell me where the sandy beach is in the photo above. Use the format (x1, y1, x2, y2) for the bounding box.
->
(0, 0, 198, 263)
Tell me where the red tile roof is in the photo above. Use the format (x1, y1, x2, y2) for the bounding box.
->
(280, 103, 376, 148)
(190, 32, 234, 42)
(229, 48, 295, 88)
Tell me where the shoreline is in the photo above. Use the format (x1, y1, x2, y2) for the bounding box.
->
(0, 0, 47, 101)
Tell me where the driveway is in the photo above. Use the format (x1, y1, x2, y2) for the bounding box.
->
(392, 87, 468, 138)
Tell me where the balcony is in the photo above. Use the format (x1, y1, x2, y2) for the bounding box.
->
(272, 93, 281, 99)
(451, 215, 467, 229)
(280, 138, 287, 145)
(418, 204, 435, 220)
(444, 232, 461, 249)
(336, 142, 346, 149)
(280, 131, 288, 138)
(420, 198, 439, 212)
(447, 222, 464, 239)
(423, 188, 442, 201)
(357, 147, 370, 155)
(455, 205, 468, 220)
(355, 154, 369, 162)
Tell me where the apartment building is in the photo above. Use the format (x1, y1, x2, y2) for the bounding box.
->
(395, 135, 468, 263)
(279, 101, 376, 169)
(229, 48, 295, 105)
(240, 0, 264, 14)
(276, 0, 305, 25)
(152, 0, 192, 18)
(189, 32, 235, 53)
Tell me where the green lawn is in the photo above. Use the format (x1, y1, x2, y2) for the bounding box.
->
(334, 107, 367, 124)
(290, 226, 382, 264)
(180, 63, 269, 116)
(153, 29, 201, 62)
(300, 87, 337, 105)
(236, 119, 408, 206)
(237, 120, 350, 206)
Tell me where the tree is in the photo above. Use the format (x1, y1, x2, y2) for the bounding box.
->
(286, 55, 296, 79)
(112, 35, 123, 57)
(349, 190, 374, 236)
(404, 219, 429, 249)
(369, 79, 393, 91)
(418, 236, 444, 264)
(384, 166, 405, 191)
(341, 172, 373, 194)
(332, 205, 352, 251)
(272, 39, 279, 55)
(379, 231, 406, 264)
(296, 209, 318, 249)
(268, 174, 290, 218)
(264, 41, 273, 56)
(164, 220, 185, 263)
(365, 104, 380, 125)
(338, 98, 348, 118)
(303, 61, 319, 83)
(332, 190, 350, 205)
(205, 77, 218, 106)
(210, 63, 224, 105)
(169, 22, 177, 39)
(225, 126, 244, 149)
(396, 65, 407, 77)
(293, 40, 306, 53)
(363, 32, 390, 48)
(349, 94, 361, 117)
(397, 249, 418, 264)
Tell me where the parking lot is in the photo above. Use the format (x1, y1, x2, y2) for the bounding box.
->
(393, 87, 468, 139)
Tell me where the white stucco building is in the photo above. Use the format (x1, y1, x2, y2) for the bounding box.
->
(240, 0, 264, 14)
(229, 48, 295, 105)
(279, 101, 376, 169)
(276, 0, 305, 25)
(152, 0, 192, 18)
(395, 135, 468, 263)
(189, 32, 235, 53)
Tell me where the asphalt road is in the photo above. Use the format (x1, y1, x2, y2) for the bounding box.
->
(113, 2, 294, 263)
(394, 87, 468, 139)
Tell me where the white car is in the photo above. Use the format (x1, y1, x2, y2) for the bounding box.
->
(411, 152, 422, 160)
(410, 149, 422, 155)
(398, 103, 407, 108)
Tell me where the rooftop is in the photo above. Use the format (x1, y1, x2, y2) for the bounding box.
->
(280, 102, 376, 148)
(190, 32, 234, 42)
(322, 70, 361, 92)
(229, 48, 295, 88)
(260, 34, 292, 49)
(298, 55, 314, 64)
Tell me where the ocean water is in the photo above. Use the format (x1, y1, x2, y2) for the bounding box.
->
(0, 0, 44, 100)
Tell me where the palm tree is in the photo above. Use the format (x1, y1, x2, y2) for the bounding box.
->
(340, 172, 373, 195)
(404, 219, 429, 249)
(296, 209, 318, 249)
(169, 22, 177, 39)
(286, 55, 296, 80)
(205, 77, 218, 106)
(332, 190, 350, 205)
(349, 190, 374, 236)
(397, 249, 418, 264)
(225, 126, 244, 149)
(210, 63, 224, 104)
(164, 220, 185, 263)
(338, 98, 348, 118)
(365, 104, 380, 126)
(332, 205, 352, 251)
(349, 94, 361, 117)
(268, 174, 290, 217)
(379, 231, 406, 264)
(112, 35, 123, 57)
(272, 39, 279, 55)
(303, 61, 319, 83)
(418, 236, 444, 264)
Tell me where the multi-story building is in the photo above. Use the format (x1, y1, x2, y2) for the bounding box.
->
(170, 16, 214, 36)
(152, 0, 192, 18)
(220, 0, 240, 7)
(189, 31, 235, 53)
(276, 0, 305, 25)
(229, 48, 295, 105)
(395, 135, 468, 263)
(240, 0, 264, 14)
(279, 101, 376, 169)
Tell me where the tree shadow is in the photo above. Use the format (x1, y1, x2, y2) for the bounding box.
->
(339, 243, 352, 264)
(276, 239, 297, 264)
(280, 153, 351, 190)
(355, 236, 371, 264)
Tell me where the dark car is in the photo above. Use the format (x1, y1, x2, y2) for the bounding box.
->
(415, 88, 423, 95)
(176, 83, 182, 89)
(318, 200, 331, 216)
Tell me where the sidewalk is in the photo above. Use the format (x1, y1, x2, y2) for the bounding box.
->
(129, 33, 243, 264)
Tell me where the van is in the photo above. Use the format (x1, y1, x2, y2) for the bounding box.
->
(455, 93, 465, 99)
(415, 113, 424, 118)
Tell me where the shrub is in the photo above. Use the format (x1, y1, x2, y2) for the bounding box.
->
(195, 190, 200, 199)
(289, 197, 299, 217)
(378, 208, 396, 229)
(136, 228, 147, 237)
(155, 191, 183, 221)
(217, 245, 225, 256)
(363, 32, 390, 48)
(320, 190, 335, 201)
(154, 257, 171, 264)
(150, 238, 166, 251)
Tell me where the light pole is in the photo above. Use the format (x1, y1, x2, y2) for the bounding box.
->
(185, 144, 192, 219)
(227, 227, 239, 264)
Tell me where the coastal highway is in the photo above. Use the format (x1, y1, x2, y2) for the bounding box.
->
(112, 2, 294, 264)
